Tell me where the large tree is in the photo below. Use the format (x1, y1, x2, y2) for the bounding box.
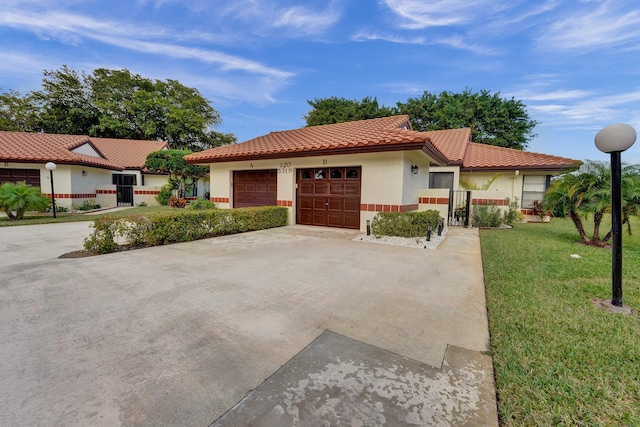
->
(397, 89, 537, 149)
(0, 90, 41, 132)
(304, 96, 396, 126)
(544, 161, 640, 247)
(0, 66, 235, 151)
(304, 89, 538, 150)
(32, 65, 99, 135)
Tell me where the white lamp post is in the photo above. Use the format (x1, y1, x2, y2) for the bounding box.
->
(45, 162, 57, 219)
(594, 124, 637, 307)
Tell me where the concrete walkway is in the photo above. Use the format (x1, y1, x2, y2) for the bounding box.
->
(0, 223, 497, 426)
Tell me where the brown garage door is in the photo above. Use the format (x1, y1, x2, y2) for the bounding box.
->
(0, 168, 41, 187)
(233, 170, 277, 208)
(297, 167, 361, 229)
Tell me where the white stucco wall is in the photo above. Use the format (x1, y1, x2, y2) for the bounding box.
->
(206, 149, 434, 230)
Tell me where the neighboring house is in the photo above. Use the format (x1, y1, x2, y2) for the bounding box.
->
(0, 131, 195, 208)
(184, 115, 581, 231)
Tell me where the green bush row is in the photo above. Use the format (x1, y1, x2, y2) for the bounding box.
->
(84, 206, 288, 254)
(370, 210, 442, 238)
(471, 197, 522, 228)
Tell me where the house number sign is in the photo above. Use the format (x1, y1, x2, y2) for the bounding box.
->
(278, 162, 293, 174)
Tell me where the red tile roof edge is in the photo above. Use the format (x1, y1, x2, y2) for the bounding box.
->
(0, 131, 167, 170)
(185, 115, 450, 165)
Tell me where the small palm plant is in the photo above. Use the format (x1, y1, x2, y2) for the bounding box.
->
(0, 181, 50, 220)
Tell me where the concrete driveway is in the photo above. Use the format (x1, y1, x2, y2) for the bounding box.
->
(0, 222, 496, 426)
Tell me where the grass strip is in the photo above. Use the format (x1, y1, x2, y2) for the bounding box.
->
(481, 218, 640, 426)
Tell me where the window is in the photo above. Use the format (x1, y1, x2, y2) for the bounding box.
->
(346, 169, 359, 179)
(301, 170, 312, 179)
(521, 175, 550, 208)
(330, 169, 342, 179)
(315, 169, 326, 179)
(429, 172, 454, 190)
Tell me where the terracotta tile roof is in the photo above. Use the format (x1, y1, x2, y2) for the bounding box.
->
(183, 114, 580, 172)
(0, 131, 168, 170)
(185, 115, 449, 165)
(88, 137, 169, 169)
(461, 142, 581, 170)
(426, 127, 580, 170)
(422, 128, 471, 164)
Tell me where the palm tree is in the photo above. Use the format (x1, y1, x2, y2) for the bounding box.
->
(0, 181, 50, 220)
(545, 161, 640, 247)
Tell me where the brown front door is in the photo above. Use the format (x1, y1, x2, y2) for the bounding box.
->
(233, 170, 277, 208)
(297, 167, 361, 229)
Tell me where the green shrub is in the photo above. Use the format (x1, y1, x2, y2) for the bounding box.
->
(0, 181, 50, 220)
(471, 203, 503, 227)
(371, 210, 442, 238)
(83, 206, 288, 254)
(76, 199, 101, 211)
(156, 184, 172, 206)
(137, 201, 148, 207)
(503, 197, 523, 226)
(187, 199, 217, 210)
(472, 198, 523, 228)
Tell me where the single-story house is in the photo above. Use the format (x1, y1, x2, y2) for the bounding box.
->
(0, 131, 209, 208)
(184, 115, 581, 231)
(424, 127, 582, 221)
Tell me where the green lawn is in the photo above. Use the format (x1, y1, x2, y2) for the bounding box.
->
(481, 218, 640, 426)
(0, 206, 174, 226)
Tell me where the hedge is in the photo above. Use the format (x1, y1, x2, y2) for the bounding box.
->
(84, 206, 288, 254)
(370, 210, 442, 238)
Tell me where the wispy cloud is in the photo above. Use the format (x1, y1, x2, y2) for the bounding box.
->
(527, 90, 640, 128)
(513, 89, 593, 102)
(351, 31, 425, 44)
(539, 0, 640, 51)
(215, 0, 342, 37)
(273, 4, 341, 36)
(0, 10, 292, 79)
(381, 0, 490, 29)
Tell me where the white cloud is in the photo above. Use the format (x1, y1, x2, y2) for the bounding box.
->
(351, 31, 425, 44)
(381, 0, 490, 29)
(0, 10, 292, 79)
(539, 1, 640, 51)
(527, 90, 640, 128)
(273, 5, 341, 36)
(514, 89, 593, 102)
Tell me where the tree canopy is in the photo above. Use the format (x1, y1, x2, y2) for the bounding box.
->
(0, 65, 236, 151)
(144, 150, 208, 199)
(304, 96, 396, 126)
(303, 89, 538, 150)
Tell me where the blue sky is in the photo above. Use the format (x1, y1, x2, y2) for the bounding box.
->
(1, 0, 640, 163)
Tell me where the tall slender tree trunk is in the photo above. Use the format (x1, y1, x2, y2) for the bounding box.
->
(592, 210, 604, 240)
(569, 210, 590, 244)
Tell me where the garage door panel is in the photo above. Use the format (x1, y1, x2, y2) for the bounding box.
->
(345, 182, 360, 195)
(343, 213, 360, 228)
(299, 197, 313, 209)
(296, 167, 361, 229)
(233, 170, 277, 208)
(329, 183, 345, 195)
(327, 199, 342, 210)
(0, 168, 41, 187)
(314, 182, 328, 193)
(313, 198, 327, 209)
(344, 198, 360, 212)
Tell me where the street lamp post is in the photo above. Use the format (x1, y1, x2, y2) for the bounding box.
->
(45, 162, 57, 219)
(594, 124, 637, 307)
